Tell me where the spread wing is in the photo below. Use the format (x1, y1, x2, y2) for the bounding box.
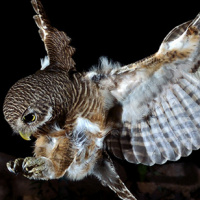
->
(86, 13, 200, 166)
(31, 0, 75, 71)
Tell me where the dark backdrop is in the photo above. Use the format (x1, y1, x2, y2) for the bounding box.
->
(0, 1, 200, 199)
(1, 0, 199, 157)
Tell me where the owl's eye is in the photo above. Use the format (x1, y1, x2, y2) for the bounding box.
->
(23, 113, 36, 124)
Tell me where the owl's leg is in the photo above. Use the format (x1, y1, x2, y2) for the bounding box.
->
(33, 134, 73, 179)
(7, 130, 73, 180)
(93, 152, 137, 200)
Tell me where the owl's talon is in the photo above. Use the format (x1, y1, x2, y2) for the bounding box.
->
(21, 157, 52, 179)
(7, 160, 15, 174)
(6, 157, 50, 179)
(7, 158, 24, 174)
(23, 157, 45, 170)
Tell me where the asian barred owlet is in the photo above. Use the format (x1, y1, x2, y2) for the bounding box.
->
(3, 0, 200, 199)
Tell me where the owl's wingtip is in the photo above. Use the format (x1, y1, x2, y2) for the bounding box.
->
(31, 0, 39, 15)
(192, 12, 200, 29)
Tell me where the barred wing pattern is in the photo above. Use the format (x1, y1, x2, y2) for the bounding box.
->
(31, 0, 75, 70)
(106, 71, 200, 165)
(97, 13, 200, 166)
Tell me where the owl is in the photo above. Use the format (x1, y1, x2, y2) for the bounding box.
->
(3, 0, 200, 199)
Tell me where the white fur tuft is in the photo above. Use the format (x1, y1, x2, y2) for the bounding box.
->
(40, 56, 50, 70)
(66, 117, 103, 181)
(97, 57, 121, 73)
(86, 57, 121, 80)
(75, 117, 101, 135)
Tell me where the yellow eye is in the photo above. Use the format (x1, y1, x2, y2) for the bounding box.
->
(23, 113, 36, 124)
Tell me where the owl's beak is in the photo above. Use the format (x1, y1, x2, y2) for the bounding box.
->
(19, 131, 32, 141)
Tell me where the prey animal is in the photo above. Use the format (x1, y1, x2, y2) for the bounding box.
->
(3, 0, 200, 199)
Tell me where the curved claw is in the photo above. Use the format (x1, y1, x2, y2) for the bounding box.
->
(7, 158, 24, 174)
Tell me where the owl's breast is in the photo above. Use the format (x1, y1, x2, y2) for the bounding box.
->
(65, 138, 104, 181)
(64, 116, 106, 181)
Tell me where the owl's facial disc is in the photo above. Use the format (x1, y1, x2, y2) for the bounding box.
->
(17, 106, 53, 141)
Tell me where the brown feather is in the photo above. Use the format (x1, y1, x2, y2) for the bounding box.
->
(31, 0, 76, 71)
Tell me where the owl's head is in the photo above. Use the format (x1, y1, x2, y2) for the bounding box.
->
(3, 71, 69, 140)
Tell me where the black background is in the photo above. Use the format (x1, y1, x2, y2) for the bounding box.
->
(1, 0, 200, 169)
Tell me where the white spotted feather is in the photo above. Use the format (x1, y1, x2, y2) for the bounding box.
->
(40, 56, 50, 70)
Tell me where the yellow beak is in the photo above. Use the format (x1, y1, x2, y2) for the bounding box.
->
(19, 131, 32, 141)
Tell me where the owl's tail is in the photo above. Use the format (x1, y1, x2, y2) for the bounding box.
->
(93, 153, 138, 200)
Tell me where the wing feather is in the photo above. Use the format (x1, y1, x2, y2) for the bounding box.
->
(106, 71, 200, 165)
(102, 13, 200, 165)
(31, 0, 75, 71)
(162, 20, 192, 43)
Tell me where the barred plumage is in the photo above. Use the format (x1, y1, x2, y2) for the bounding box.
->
(106, 71, 200, 166)
(3, 1, 200, 200)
